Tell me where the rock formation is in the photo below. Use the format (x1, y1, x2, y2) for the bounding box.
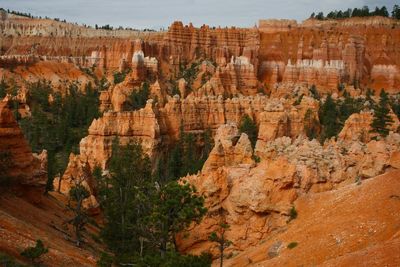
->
(0, 101, 47, 185)
(178, 123, 400, 257)
(2, 11, 400, 265)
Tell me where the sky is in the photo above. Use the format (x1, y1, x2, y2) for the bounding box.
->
(0, 0, 397, 30)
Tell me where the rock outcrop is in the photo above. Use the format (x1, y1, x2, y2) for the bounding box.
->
(80, 100, 161, 169)
(0, 101, 46, 185)
(338, 110, 400, 142)
(178, 123, 400, 257)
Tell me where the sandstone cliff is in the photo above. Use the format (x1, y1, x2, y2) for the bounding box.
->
(2, 16, 400, 93)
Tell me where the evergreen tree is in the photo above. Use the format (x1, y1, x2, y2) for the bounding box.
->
(393, 4, 400, 19)
(370, 89, 394, 137)
(209, 223, 232, 267)
(343, 8, 352, 18)
(101, 140, 153, 258)
(149, 181, 207, 257)
(128, 82, 150, 110)
(366, 88, 375, 105)
(69, 183, 90, 246)
(101, 141, 208, 265)
(0, 78, 8, 98)
(316, 12, 324, 20)
(182, 133, 197, 175)
(338, 91, 362, 126)
(113, 70, 127, 85)
(380, 6, 389, 17)
(239, 115, 258, 149)
(361, 6, 370, 17)
(92, 165, 109, 208)
(390, 96, 400, 120)
(309, 85, 320, 100)
(319, 94, 340, 141)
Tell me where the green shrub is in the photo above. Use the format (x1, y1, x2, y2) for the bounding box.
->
(20, 239, 48, 265)
(288, 206, 298, 221)
(287, 242, 298, 249)
(239, 115, 258, 149)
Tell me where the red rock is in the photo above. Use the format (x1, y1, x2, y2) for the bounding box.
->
(0, 101, 46, 185)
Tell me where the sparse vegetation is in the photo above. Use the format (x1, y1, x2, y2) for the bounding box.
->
(239, 114, 258, 149)
(209, 223, 232, 267)
(288, 206, 298, 222)
(69, 183, 90, 246)
(20, 239, 48, 266)
(177, 62, 200, 94)
(309, 85, 320, 100)
(310, 5, 396, 20)
(287, 242, 298, 249)
(128, 82, 150, 110)
(113, 70, 129, 85)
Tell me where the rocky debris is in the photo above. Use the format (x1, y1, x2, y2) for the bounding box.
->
(0, 101, 46, 185)
(267, 241, 283, 259)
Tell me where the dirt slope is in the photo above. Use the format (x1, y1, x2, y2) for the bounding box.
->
(0, 187, 100, 266)
(223, 170, 400, 267)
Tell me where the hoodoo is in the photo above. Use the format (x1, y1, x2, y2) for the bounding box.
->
(0, 4, 400, 267)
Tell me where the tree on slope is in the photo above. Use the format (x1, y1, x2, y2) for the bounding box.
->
(69, 182, 90, 247)
(370, 89, 394, 137)
(319, 94, 340, 141)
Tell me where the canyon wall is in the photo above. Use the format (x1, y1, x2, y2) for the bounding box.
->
(258, 17, 400, 93)
(2, 15, 400, 93)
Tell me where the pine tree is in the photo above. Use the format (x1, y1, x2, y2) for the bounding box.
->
(393, 4, 400, 19)
(150, 181, 207, 257)
(209, 223, 232, 267)
(239, 115, 258, 149)
(370, 89, 394, 137)
(101, 140, 153, 257)
(69, 183, 90, 246)
(338, 91, 362, 126)
(0, 78, 8, 98)
(366, 88, 375, 106)
(129, 82, 150, 110)
(319, 94, 340, 141)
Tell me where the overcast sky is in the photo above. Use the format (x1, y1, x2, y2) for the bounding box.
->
(0, 0, 397, 29)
